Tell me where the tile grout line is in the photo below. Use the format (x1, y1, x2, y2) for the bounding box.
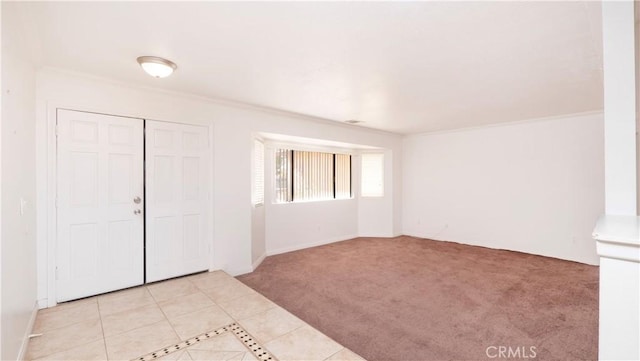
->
(196, 277, 280, 322)
(323, 347, 348, 361)
(138, 275, 277, 361)
(166, 276, 241, 341)
(191, 277, 251, 327)
(97, 291, 170, 342)
(31, 298, 100, 334)
(31, 273, 280, 361)
(262, 323, 306, 345)
(30, 305, 106, 360)
(96, 297, 110, 360)
(132, 323, 278, 361)
(133, 323, 233, 361)
(144, 285, 184, 344)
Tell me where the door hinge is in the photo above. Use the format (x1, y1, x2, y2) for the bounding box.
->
(55, 267, 59, 280)
(55, 125, 59, 137)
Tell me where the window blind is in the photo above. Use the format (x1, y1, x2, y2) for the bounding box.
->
(335, 153, 351, 199)
(293, 151, 333, 201)
(274, 149, 351, 203)
(274, 148, 292, 203)
(252, 139, 265, 205)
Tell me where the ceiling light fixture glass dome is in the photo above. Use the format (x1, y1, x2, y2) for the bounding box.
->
(137, 56, 177, 78)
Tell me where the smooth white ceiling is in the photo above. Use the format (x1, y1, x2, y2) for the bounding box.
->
(22, 1, 603, 134)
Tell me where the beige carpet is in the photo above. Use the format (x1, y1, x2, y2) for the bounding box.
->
(238, 236, 598, 361)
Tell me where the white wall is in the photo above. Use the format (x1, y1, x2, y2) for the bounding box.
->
(35, 68, 403, 305)
(1, 2, 39, 359)
(251, 137, 266, 269)
(250, 138, 266, 266)
(251, 205, 265, 265)
(263, 144, 359, 255)
(358, 150, 398, 237)
(265, 198, 358, 255)
(263, 145, 399, 257)
(402, 112, 604, 265)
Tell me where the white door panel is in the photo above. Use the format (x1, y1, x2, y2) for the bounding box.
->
(57, 109, 144, 302)
(145, 120, 210, 283)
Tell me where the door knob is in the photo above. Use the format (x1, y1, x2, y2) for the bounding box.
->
(134, 209, 142, 215)
(133, 196, 142, 204)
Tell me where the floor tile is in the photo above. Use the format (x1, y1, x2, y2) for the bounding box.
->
(325, 348, 365, 361)
(98, 286, 155, 316)
(265, 325, 343, 361)
(157, 349, 193, 360)
(27, 318, 103, 360)
(32, 339, 107, 361)
(238, 307, 305, 344)
(26, 270, 362, 361)
(216, 292, 277, 321)
(105, 320, 179, 361)
(158, 291, 215, 319)
(101, 303, 165, 336)
(186, 350, 244, 361)
(201, 279, 258, 304)
(239, 352, 259, 361)
(188, 271, 235, 291)
(168, 305, 234, 340)
(33, 298, 100, 333)
(186, 271, 235, 290)
(147, 277, 200, 303)
(187, 332, 247, 352)
(38, 297, 98, 315)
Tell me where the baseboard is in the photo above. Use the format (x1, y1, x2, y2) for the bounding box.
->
(404, 232, 600, 266)
(37, 298, 48, 309)
(252, 253, 267, 271)
(17, 301, 39, 360)
(267, 234, 358, 256)
(357, 232, 400, 238)
(225, 264, 255, 277)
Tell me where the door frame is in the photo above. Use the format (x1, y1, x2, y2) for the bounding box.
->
(43, 103, 216, 307)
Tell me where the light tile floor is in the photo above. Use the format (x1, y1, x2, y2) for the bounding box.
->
(26, 271, 364, 361)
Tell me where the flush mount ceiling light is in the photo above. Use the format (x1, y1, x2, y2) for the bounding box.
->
(136, 56, 177, 78)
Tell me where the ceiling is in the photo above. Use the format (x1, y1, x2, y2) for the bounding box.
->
(20, 1, 603, 134)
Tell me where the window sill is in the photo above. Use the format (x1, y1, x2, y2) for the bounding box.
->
(272, 197, 355, 205)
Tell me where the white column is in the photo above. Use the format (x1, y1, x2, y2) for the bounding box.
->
(593, 216, 640, 361)
(596, 2, 640, 360)
(602, 1, 637, 216)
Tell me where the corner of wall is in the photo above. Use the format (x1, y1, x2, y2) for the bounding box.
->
(2, 2, 39, 359)
(16, 302, 38, 361)
(251, 253, 267, 272)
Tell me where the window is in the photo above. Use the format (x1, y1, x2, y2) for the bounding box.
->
(274, 149, 351, 203)
(335, 153, 351, 199)
(361, 153, 384, 197)
(293, 150, 333, 201)
(274, 149, 292, 203)
(252, 139, 264, 205)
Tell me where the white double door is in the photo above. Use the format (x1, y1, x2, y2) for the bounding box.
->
(56, 109, 210, 302)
